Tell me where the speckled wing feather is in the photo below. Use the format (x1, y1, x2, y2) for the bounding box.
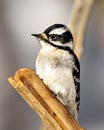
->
(72, 53, 80, 112)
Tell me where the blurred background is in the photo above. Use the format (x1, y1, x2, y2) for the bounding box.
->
(0, 0, 104, 130)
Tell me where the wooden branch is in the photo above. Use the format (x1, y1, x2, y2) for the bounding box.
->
(69, 0, 94, 61)
(8, 68, 85, 130)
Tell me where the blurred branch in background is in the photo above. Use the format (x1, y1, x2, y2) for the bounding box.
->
(8, 68, 85, 130)
(69, 0, 94, 61)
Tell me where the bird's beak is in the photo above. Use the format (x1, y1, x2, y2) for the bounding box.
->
(31, 33, 48, 40)
(31, 34, 41, 38)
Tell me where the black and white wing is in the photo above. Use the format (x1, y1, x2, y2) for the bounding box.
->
(72, 53, 80, 112)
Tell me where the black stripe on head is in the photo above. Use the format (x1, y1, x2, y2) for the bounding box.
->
(43, 38, 73, 54)
(59, 31, 73, 44)
(48, 31, 73, 44)
(44, 24, 66, 36)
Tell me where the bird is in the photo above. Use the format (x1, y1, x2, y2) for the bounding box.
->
(32, 24, 80, 121)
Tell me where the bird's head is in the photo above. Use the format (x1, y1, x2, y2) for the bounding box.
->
(32, 24, 74, 50)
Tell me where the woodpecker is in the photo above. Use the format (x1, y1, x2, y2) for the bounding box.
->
(32, 24, 80, 121)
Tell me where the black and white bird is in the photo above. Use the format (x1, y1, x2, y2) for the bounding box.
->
(32, 24, 80, 121)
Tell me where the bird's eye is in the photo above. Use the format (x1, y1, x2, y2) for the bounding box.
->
(49, 34, 57, 41)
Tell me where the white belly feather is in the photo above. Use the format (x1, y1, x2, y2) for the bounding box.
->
(36, 46, 77, 119)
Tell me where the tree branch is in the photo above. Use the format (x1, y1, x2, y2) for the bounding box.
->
(69, 0, 94, 61)
(8, 68, 85, 130)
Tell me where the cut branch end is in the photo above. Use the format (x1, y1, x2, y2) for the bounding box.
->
(8, 68, 85, 130)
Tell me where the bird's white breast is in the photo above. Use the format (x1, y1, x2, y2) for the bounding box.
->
(36, 45, 76, 103)
(36, 46, 77, 119)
